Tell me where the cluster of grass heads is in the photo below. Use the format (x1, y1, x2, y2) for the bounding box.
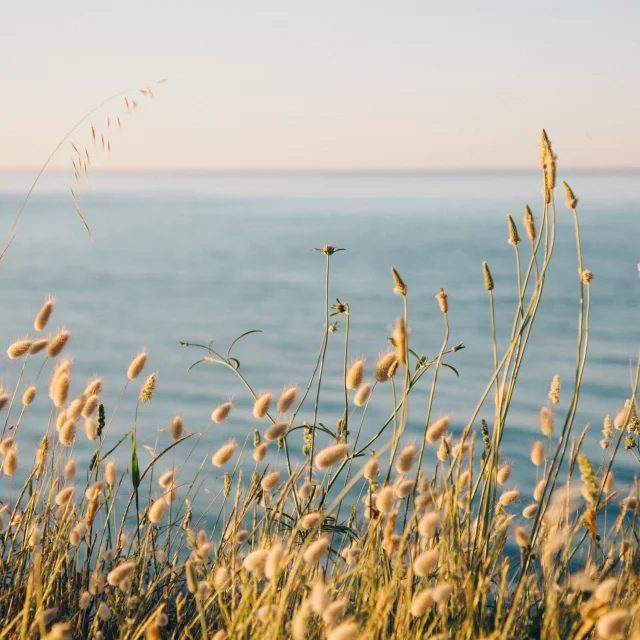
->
(1, 131, 639, 640)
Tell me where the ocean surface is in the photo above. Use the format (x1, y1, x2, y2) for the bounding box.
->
(0, 170, 638, 525)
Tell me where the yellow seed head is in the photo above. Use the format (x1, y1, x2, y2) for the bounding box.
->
(391, 266, 407, 296)
(140, 373, 157, 404)
(265, 542, 283, 580)
(562, 181, 578, 209)
(376, 486, 395, 514)
(67, 394, 86, 421)
(35, 297, 56, 332)
(29, 338, 49, 354)
(299, 512, 323, 530)
(435, 288, 449, 313)
(548, 375, 561, 406)
(396, 443, 416, 474)
(303, 535, 330, 564)
(507, 215, 521, 246)
(413, 549, 440, 576)
(261, 471, 280, 491)
(54, 374, 70, 408)
(3, 447, 18, 476)
(243, 549, 269, 574)
(482, 262, 494, 291)
(64, 457, 77, 480)
(47, 330, 70, 358)
(127, 351, 147, 380)
(253, 441, 268, 462)
(84, 378, 102, 396)
(265, 422, 288, 441)
(496, 463, 511, 485)
(363, 457, 379, 482)
(410, 588, 433, 617)
(531, 441, 545, 466)
(524, 205, 536, 241)
(105, 461, 117, 486)
(253, 392, 272, 419)
(522, 503, 537, 518)
(7, 339, 32, 359)
(418, 512, 439, 538)
(539, 406, 555, 436)
(0, 437, 15, 455)
(426, 415, 451, 444)
(55, 485, 76, 506)
(82, 394, 99, 418)
(499, 488, 520, 505)
(346, 358, 365, 390)
(353, 382, 371, 407)
(392, 317, 407, 364)
(85, 418, 98, 441)
(59, 420, 77, 446)
(148, 498, 167, 523)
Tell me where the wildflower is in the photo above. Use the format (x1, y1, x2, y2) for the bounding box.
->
(7, 339, 32, 359)
(265, 422, 288, 441)
(277, 386, 297, 414)
(35, 297, 55, 331)
(127, 351, 147, 380)
(47, 330, 70, 358)
(212, 440, 236, 467)
(315, 443, 349, 469)
(303, 535, 330, 564)
(346, 358, 366, 390)
(140, 372, 157, 403)
(211, 401, 233, 423)
(253, 392, 272, 419)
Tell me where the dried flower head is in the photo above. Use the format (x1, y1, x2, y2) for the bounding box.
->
(140, 372, 157, 403)
(212, 440, 237, 467)
(315, 443, 349, 469)
(35, 297, 56, 331)
(253, 392, 272, 419)
(562, 181, 578, 209)
(435, 288, 449, 313)
(253, 441, 268, 462)
(170, 416, 184, 440)
(524, 205, 536, 241)
(47, 330, 71, 358)
(392, 317, 407, 364)
(265, 422, 288, 442)
(395, 443, 416, 474)
(374, 352, 397, 383)
(346, 358, 365, 390)
(482, 262, 494, 291)
(277, 385, 297, 414)
(353, 381, 372, 407)
(507, 215, 521, 246)
(391, 266, 407, 296)
(261, 471, 280, 491)
(426, 415, 451, 444)
(303, 535, 330, 564)
(127, 351, 147, 380)
(211, 401, 233, 424)
(7, 339, 32, 359)
(148, 498, 167, 523)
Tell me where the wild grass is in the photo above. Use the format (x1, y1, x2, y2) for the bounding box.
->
(0, 130, 639, 640)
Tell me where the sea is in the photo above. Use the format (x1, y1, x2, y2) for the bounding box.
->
(0, 170, 638, 528)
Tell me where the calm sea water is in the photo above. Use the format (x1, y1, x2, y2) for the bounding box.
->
(0, 170, 638, 522)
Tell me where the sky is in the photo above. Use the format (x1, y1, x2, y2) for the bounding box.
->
(2, 1, 639, 171)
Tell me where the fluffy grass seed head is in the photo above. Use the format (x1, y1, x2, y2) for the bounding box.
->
(82, 394, 98, 418)
(299, 481, 316, 500)
(0, 437, 15, 455)
(148, 497, 167, 523)
(346, 358, 365, 390)
(211, 401, 233, 423)
(392, 317, 407, 364)
(53, 373, 70, 408)
(315, 443, 349, 469)
(253, 441, 268, 462)
(55, 486, 76, 506)
(376, 486, 395, 514)
(311, 576, 329, 615)
(507, 215, 522, 246)
(212, 440, 237, 467)
(253, 392, 272, 419)
(85, 418, 98, 441)
(265, 542, 283, 580)
(277, 385, 297, 414)
(64, 457, 77, 480)
(531, 441, 545, 466)
(539, 406, 555, 436)
(426, 415, 451, 444)
(29, 338, 49, 354)
(140, 372, 157, 403)
(514, 526, 529, 548)
(548, 375, 561, 406)
(243, 549, 269, 575)
(7, 338, 32, 359)
(35, 297, 56, 331)
(59, 420, 77, 446)
(85, 377, 102, 397)
(127, 351, 147, 380)
(595, 609, 630, 637)
(363, 457, 379, 482)
(265, 422, 288, 441)
(410, 589, 434, 617)
(499, 488, 520, 506)
(327, 621, 359, 640)
(374, 352, 397, 383)
(496, 462, 512, 485)
(413, 549, 440, 576)
(303, 535, 330, 564)
(105, 460, 117, 486)
(396, 443, 416, 474)
(170, 416, 184, 440)
(353, 381, 371, 407)
(418, 512, 439, 538)
(524, 205, 536, 241)
(261, 470, 280, 491)
(47, 329, 70, 358)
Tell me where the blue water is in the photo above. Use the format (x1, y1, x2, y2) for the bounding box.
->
(0, 170, 638, 521)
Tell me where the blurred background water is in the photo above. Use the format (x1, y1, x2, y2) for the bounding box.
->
(0, 170, 638, 525)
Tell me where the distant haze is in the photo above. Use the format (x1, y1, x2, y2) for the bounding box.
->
(2, 1, 639, 171)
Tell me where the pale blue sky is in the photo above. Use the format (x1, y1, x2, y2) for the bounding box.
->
(2, 1, 639, 170)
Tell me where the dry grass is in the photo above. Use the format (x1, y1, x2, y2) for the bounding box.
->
(0, 131, 639, 640)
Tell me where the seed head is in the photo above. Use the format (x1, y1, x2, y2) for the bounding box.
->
(212, 440, 237, 467)
(140, 373, 157, 403)
(376, 486, 395, 514)
(105, 461, 117, 486)
(277, 386, 297, 414)
(363, 457, 379, 482)
(97, 602, 111, 621)
(55, 486, 76, 506)
(265, 542, 283, 580)
(253, 393, 272, 419)
(482, 262, 494, 291)
(531, 441, 545, 466)
(253, 441, 268, 462)
(595, 610, 630, 637)
(413, 549, 439, 576)
(85, 418, 98, 441)
(353, 382, 371, 407)
(315, 443, 349, 469)
(127, 351, 147, 380)
(435, 288, 449, 313)
(59, 420, 77, 446)
(522, 503, 537, 518)
(581, 269, 594, 284)
(426, 415, 451, 444)
(148, 498, 167, 523)
(374, 352, 397, 383)
(303, 535, 330, 564)
(84, 378, 102, 396)
(327, 622, 358, 640)
(299, 512, 323, 530)
(64, 457, 77, 480)
(0, 437, 14, 455)
(346, 358, 365, 390)
(562, 181, 578, 209)
(265, 422, 288, 442)
(53, 374, 70, 408)
(496, 462, 511, 485)
(499, 488, 520, 505)
(418, 512, 439, 538)
(523, 205, 537, 241)
(29, 338, 49, 354)
(410, 588, 433, 617)
(310, 576, 329, 614)
(261, 471, 280, 491)
(432, 582, 453, 604)
(35, 297, 56, 331)
(213, 566, 230, 591)
(67, 394, 86, 421)
(391, 267, 407, 296)
(82, 394, 98, 418)
(507, 215, 521, 246)
(7, 339, 32, 359)
(47, 330, 70, 358)
(395, 443, 416, 474)
(548, 376, 561, 406)
(243, 549, 269, 574)
(169, 416, 184, 440)
(299, 481, 316, 500)
(211, 401, 233, 423)
(392, 318, 407, 364)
